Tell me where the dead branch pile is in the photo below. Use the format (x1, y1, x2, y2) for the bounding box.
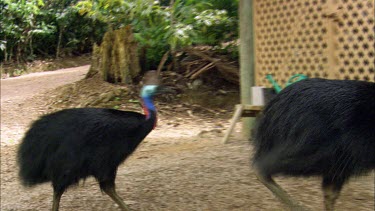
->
(180, 48, 239, 84)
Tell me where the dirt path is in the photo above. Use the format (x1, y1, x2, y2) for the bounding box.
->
(1, 67, 374, 211)
(1, 65, 89, 146)
(1, 65, 89, 103)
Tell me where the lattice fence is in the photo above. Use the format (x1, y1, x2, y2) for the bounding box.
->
(253, 0, 375, 86)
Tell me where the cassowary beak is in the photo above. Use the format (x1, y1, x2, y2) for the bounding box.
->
(155, 86, 175, 95)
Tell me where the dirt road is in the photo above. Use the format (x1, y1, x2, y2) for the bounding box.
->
(1, 65, 89, 103)
(0, 66, 374, 211)
(1, 65, 89, 146)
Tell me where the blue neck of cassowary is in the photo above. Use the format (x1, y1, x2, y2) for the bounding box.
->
(142, 96, 156, 119)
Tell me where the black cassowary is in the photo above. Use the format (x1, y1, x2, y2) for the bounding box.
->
(17, 82, 165, 211)
(252, 78, 375, 211)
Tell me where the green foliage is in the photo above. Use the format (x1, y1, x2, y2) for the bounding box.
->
(1, 0, 238, 68)
(191, 9, 236, 45)
(0, 0, 106, 62)
(0, 0, 54, 62)
(75, 0, 237, 67)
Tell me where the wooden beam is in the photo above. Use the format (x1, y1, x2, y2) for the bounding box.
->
(239, 0, 256, 139)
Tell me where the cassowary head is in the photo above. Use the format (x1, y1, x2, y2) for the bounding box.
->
(141, 85, 160, 98)
(140, 85, 174, 98)
(141, 71, 174, 98)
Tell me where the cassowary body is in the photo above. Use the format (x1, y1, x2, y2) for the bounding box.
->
(252, 78, 375, 211)
(17, 85, 161, 211)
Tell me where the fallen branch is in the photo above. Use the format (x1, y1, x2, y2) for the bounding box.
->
(185, 61, 207, 77)
(190, 62, 215, 79)
(156, 50, 170, 76)
(183, 60, 203, 76)
(183, 48, 239, 84)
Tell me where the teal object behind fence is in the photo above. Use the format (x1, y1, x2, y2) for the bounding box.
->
(266, 74, 308, 93)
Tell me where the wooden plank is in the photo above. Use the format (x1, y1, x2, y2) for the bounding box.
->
(222, 104, 244, 144)
(243, 105, 263, 111)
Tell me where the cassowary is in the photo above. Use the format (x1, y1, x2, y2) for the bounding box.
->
(252, 78, 375, 211)
(17, 82, 165, 211)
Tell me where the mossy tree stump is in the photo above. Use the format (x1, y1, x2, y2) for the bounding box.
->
(86, 25, 141, 84)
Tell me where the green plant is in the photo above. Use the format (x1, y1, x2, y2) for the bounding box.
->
(75, 0, 237, 68)
(0, 0, 60, 62)
(0, 0, 239, 69)
(0, 0, 106, 63)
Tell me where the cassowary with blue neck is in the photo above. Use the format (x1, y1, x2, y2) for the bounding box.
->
(17, 71, 164, 211)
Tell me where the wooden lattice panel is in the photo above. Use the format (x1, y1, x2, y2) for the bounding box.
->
(253, 0, 375, 86)
(334, 0, 375, 81)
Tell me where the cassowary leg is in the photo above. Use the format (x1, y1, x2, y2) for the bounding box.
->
(322, 177, 344, 211)
(52, 189, 64, 211)
(255, 170, 308, 211)
(100, 180, 130, 211)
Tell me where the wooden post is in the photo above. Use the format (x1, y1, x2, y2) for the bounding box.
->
(323, 0, 341, 79)
(239, 0, 255, 139)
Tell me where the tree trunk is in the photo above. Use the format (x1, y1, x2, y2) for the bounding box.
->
(16, 43, 21, 64)
(29, 35, 34, 59)
(85, 43, 100, 79)
(170, 0, 178, 71)
(4, 35, 8, 62)
(139, 46, 147, 72)
(56, 28, 63, 59)
(86, 26, 141, 84)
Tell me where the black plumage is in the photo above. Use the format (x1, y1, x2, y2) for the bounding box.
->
(18, 83, 162, 211)
(252, 78, 375, 211)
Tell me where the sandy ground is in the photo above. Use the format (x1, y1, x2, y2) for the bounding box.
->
(0, 66, 374, 211)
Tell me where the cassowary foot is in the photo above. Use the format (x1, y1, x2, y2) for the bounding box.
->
(254, 170, 310, 211)
(52, 190, 63, 211)
(322, 179, 343, 211)
(100, 181, 130, 211)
